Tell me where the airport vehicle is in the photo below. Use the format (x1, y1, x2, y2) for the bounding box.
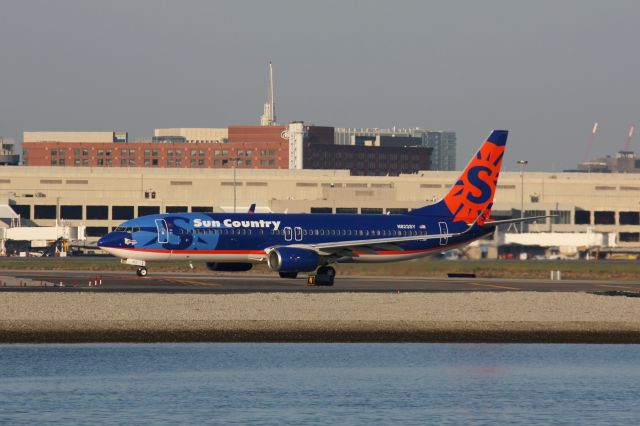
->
(98, 130, 543, 284)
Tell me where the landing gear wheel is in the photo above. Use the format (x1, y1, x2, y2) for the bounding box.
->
(136, 267, 148, 277)
(279, 271, 298, 279)
(315, 266, 336, 286)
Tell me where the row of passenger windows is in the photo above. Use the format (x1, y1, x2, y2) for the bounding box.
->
(176, 228, 427, 237)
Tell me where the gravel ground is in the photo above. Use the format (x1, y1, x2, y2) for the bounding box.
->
(1, 292, 639, 343)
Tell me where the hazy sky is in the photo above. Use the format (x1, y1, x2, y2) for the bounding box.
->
(1, 0, 638, 170)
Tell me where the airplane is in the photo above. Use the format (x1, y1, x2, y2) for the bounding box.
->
(98, 130, 546, 285)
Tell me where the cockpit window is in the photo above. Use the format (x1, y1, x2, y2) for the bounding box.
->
(115, 226, 139, 233)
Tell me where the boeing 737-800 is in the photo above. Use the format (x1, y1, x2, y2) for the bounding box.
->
(98, 130, 544, 285)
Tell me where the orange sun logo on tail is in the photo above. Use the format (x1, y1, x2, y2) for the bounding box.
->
(443, 132, 507, 224)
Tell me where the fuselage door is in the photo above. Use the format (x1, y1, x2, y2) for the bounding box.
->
(155, 219, 169, 244)
(438, 221, 449, 246)
(283, 226, 293, 242)
(294, 226, 303, 242)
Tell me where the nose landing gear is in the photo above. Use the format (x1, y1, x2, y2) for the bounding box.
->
(136, 267, 148, 277)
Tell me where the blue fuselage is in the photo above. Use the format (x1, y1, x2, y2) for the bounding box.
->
(98, 212, 493, 264)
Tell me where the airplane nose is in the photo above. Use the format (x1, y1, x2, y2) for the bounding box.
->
(98, 232, 126, 248)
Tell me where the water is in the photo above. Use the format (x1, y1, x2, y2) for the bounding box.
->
(1, 344, 639, 425)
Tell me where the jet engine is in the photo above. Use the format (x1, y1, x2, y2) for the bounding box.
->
(267, 247, 320, 272)
(205, 262, 253, 272)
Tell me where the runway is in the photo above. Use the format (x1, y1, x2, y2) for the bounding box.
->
(1, 269, 639, 293)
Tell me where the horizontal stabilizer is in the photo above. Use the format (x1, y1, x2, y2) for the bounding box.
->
(481, 215, 555, 228)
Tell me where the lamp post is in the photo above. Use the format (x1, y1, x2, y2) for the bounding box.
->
(517, 160, 528, 233)
(231, 157, 240, 213)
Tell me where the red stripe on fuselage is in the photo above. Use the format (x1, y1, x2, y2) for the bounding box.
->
(111, 248, 266, 255)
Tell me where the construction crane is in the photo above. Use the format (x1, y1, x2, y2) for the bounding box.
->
(583, 122, 598, 162)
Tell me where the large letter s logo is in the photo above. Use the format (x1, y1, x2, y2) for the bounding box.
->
(467, 166, 492, 204)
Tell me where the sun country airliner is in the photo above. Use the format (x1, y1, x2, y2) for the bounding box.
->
(98, 130, 544, 285)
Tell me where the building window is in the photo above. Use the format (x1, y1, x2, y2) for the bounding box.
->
(51, 159, 57, 166)
(336, 208, 357, 214)
(86, 226, 109, 237)
(51, 150, 58, 156)
(106, 159, 112, 166)
(214, 150, 221, 156)
(112, 205, 134, 220)
(574, 210, 591, 225)
(261, 160, 267, 167)
(198, 159, 204, 166)
(75, 149, 81, 157)
(97, 150, 103, 156)
(619, 232, 640, 242)
(152, 150, 158, 156)
(106, 150, 112, 157)
(176, 150, 182, 157)
(121, 159, 127, 166)
(82, 149, 88, 156)
(175, 159, 181, 167)
(361, 208, 383, 214)
(261, 149, 267, 156)
(199, 150, 205, 157)
(83, 159, 89, 166)
(550, 210, 571, 224)
(594, 211, 615, 225)
(138, 206, 160, 216)
(129, 149, 135, 156)
(74, 159, 80, 165)
(34, 205, 56, 219)
(269, 149, 276, 156)
(12, 205, 31, 219)
(246, 160, 251, 166)
(167, 150, 174, 157)
(144, 149, 151, 156)
(129, 159, 136, 166)
(222, 150, 229, 156)
(87, 205, 108, 220)
(152, 159, 158, 166)
(191, 150, 197, 157)
(619, 212, 640, 225)
(61, 205, 82, 220)
(191, 159, 196, 166)
(166, 206, 188, 213)
(311, 207, 332, 213)
(144, 159, 150, 166)
(269, 159, 275, 166)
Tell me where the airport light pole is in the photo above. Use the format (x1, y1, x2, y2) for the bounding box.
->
(517, 160, 528, 233)
(231, 157, 240, 213)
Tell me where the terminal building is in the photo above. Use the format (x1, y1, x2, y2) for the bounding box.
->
(2, 166, 640, 258)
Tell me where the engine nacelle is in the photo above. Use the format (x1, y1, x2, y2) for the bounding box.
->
(205, 262, 253, 272)
(267, 247, 320, 272)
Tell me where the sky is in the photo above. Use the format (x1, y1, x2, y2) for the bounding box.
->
(1, 0, 639, 171)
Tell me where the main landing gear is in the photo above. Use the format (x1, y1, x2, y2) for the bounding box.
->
(308, 266, 336, 286)
(136, 267, 148, 277)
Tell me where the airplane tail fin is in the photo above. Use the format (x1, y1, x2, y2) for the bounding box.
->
(408, 130, 508, 225)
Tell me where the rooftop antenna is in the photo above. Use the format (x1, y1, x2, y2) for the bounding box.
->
(260, 62, 277, 126)
(623, 125, 635, 151)
(583, 121, 598, 162)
